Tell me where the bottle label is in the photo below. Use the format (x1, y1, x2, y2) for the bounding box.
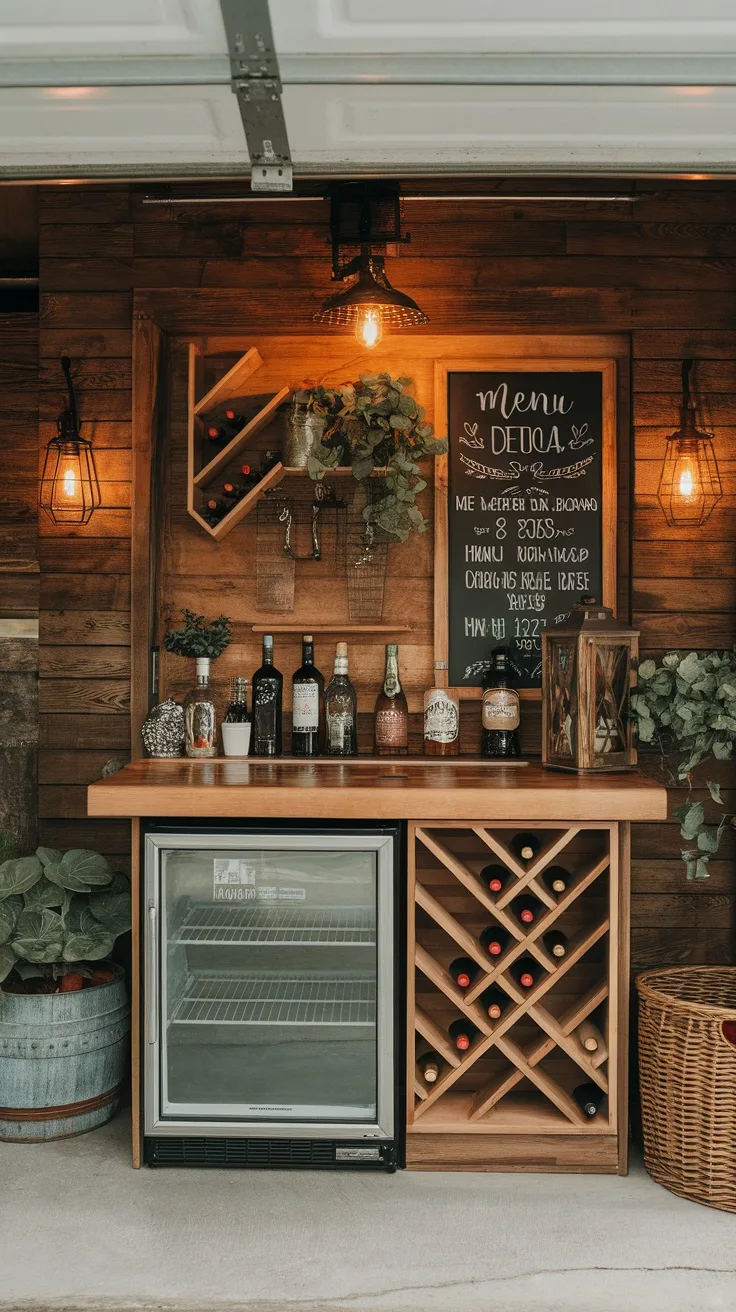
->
(375, 704, 408, 747)
(482, 688, 520, 731)
(328, 712, 353, 750)
(424, 690, 459, 744)
(292, 684, 319, 730)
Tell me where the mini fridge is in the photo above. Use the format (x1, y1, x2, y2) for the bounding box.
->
(143, 823, 402, 1169)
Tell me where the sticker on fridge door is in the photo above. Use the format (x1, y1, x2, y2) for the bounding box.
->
(257, 885, 306, 901)
(213, 858, 257, 901)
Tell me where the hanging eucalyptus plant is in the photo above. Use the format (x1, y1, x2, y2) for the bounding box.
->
(0, 845, 131, 986)
(303, 373, 448, 542)
(632, 648, 736, 879)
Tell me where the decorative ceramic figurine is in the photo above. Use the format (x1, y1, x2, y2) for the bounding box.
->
(141, 699, 186, 758)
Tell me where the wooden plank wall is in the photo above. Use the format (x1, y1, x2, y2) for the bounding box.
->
(36, 178, 736, 965)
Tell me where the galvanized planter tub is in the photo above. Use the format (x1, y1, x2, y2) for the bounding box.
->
(0, 963, 130, 1142)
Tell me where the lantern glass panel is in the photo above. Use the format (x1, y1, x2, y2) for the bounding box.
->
(549, 640, 577, 759)
(593, 643, 630, 762)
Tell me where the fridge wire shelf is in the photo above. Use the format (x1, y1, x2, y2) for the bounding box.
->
(171, 972, 376, 1026)
(172, 903, 377, 947)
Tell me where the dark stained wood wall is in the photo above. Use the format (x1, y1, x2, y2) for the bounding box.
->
(37, 179, 736, 964)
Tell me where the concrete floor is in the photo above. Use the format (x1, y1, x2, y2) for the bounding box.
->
(2, 1113, 734, 1312)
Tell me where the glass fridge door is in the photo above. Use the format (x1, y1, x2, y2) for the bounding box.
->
(144, 832, 394, 1138)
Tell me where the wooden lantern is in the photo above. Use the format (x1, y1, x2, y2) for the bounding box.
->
(542, 601, 639, 773)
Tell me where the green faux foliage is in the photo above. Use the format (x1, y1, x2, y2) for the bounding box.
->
(631, 648, 736, 879)
(0, 843, 131, 985)
(163, 609, 233, 659)
(304, 373, 448, 542)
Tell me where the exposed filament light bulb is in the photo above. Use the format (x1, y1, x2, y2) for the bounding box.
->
(63, 465, 77, 499)
(679, 466, 695, 499)
(355, 305, 383, 349)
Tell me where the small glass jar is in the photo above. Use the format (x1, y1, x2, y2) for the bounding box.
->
(183, 657, 217, 758)
(423, 687, 460, 757)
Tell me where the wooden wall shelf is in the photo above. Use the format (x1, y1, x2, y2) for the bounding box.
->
(407, 821, 626, 1172)
(187, 343, 294, 540)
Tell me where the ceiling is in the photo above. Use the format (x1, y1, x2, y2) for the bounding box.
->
(2, 1, 736, 180)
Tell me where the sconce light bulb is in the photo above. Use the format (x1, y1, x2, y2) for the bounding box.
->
(678, 466, 695, 499)
(63, 466, 77, 499)
(355, 305, 383, 349)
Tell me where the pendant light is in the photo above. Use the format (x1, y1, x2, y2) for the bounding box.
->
(40, 356, 101, 525)
(656, 359, 722, 527)
(313, 182, 428, 348)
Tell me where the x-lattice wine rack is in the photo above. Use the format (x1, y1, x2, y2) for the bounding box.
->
(407, 822, 626, 1172)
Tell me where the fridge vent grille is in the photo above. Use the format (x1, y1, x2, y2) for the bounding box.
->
(148, 1137, 338, 1167)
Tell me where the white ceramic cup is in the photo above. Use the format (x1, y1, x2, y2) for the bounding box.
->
(221, 723, 252, 757)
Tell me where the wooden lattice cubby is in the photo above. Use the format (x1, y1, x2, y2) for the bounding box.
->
(407, 821, 628, 1173)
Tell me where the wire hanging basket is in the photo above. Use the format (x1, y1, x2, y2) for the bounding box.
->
(345, 482, 388, 621)
(256, 476, 346, 612)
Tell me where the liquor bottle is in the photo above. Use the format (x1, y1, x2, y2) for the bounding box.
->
(251, 634, 283, 756)
(417, 1050, 442, 1084)
(481, 646, 520, 758)
(480, 985, 509, 1021)
(513, 894, 543, 926)
(542, 865, 569, 896)
(374, 644, 409, 755)
(203, 496, 228, 526)
(479, 925, 510, 959)
(291, 634, 324, 757)
(510, 957, 543, 990)
(423, 687, 459, 756)
(448, 957, 479, 990)
(325, 642, 357, 757)
(480, 864, 513, 896)
(510, 832, 540, 864)
(572, 1082, 605, 1118)
(183, 657, 217, 759)
(543, 930, 568, 959)
(448, 1018, 478, 1053)
(224, 676, 250, 724)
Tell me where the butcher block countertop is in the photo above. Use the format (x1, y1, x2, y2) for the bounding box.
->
(87, 759, 667, 822)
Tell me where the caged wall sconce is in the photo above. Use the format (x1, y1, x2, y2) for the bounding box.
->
(40, 356, 101, 526)
(656, 359, 722, 527)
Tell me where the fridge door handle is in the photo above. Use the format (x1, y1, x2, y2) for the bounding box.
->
(147, 902, 159, 1045)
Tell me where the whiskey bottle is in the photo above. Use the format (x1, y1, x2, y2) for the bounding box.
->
(251, 634, 283, 756)
(325, 642, 357, 757)
(224, 676, 250, 724)
(481, 646, 520, 758)
(423, 687, 459, 756)
(374, 643, 408, 755)
(291, 634, 324, 757)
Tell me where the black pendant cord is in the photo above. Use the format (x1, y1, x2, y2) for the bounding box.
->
(59, 355, 80, 438)
(681, 357, 694, 426)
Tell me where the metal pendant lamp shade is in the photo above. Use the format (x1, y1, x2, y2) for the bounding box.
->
(314, 256, 428, 331)
(656, 359, 722, 527)
(40, 356, 101, 526)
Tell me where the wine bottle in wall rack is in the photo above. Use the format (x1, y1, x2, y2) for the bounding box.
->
(205, 424, 232, 449)
(481, 646, 520, 759)
(510, 832, 540, 864)
(510, 957, 543, 990)
(417, 1050, 442, 1084)
(325, 643, 357, 757)
(203, 496, 228, 527)
(479, 925, 511, 959)
(291, 634, 324, 758)
(512, 894, 543, 926)
(448, 957, 479, 990)
(251, 634, 283, 756)
(374, 644, 409, 755)
(542, 930, 568, 959)
(542, 866, 569, 896)
(480, 864, 513, 895)
(573, 1083, 605, 1118)
(480, 985, 510, 1021)
(575, 1020, 606, 1055)
(448, 1018, 479, 1053)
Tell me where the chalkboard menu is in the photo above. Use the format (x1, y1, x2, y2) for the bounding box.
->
(445, 368, 611, 691)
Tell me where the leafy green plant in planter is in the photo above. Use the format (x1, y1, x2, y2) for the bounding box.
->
(304, 373, 448, 542)
(0, 846, 131, 988)
(632, 648, 736, 879)
(163, 609, 233, 658)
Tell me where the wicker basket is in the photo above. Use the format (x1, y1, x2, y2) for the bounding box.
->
(636, 966, 736, 1212)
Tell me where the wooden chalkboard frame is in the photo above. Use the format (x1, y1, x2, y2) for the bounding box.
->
(434, 346, 618, 700)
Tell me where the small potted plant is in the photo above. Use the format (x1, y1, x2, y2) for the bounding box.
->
(0, 840, 131, 1141)
(163, 609, 233, 758)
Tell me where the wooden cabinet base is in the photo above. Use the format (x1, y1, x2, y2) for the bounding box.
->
(406, 1132, 620, 1173)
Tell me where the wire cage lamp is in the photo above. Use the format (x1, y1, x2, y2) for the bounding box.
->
(656, 359, 722, 527)
(40, 356, 101, 525)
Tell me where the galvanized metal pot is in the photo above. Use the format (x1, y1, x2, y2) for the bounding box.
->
(282, 397, 327, 468)
(0, 963, 130, 1141)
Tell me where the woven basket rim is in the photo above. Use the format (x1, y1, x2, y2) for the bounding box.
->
(636, 966, 736, 1020)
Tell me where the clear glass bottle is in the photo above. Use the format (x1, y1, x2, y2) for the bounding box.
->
(325, 642, 357, 757)
(224, 676, 250, 723)
(481, 646, 521, 759)
(183, 656, 217, 759)
(423, 687, 460, 757)
(374, 643, 408, 756)
(291, 634, 324, 757)
(251, 634, 283, 756)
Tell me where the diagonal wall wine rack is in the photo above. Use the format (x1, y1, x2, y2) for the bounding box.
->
(407, 821, 626, 1173)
